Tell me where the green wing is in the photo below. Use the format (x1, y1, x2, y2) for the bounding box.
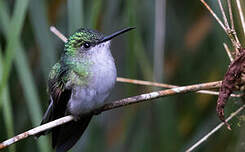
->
(36, 62, 71, 137)
(48, 62, 69, 103)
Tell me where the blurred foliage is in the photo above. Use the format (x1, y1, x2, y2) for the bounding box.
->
(0, 0, 245, 152)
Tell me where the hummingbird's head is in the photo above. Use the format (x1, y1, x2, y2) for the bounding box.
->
(64, 27, 135, 56)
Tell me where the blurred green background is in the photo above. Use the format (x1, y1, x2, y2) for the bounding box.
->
(1, 0, 245, 152)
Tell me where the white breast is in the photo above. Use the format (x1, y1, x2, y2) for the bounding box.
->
(67, 41, 117, 116)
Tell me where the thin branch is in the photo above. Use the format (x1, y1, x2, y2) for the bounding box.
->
(236, 0, 245, 38)
(50, 26, 68, 43)
(223, 43, 234, 61)
(0, 80, 222, 149)
(117, 77, 241, 97)
(227, 0, 241, 46)
(117, 77, 177, 88)
(201, 0, 241, 51)
(186, 104, 245, 152)
(0, 116, 74, 149)
(227, 0, 235, 31)
(218, 0, 230, 29)
(200, 0, 226, 32)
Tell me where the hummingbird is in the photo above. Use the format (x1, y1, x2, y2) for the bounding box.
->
(36, 27, 134, 152)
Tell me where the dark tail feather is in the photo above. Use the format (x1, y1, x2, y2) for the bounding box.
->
(53, 115, 93, 152)
(35, 101, 55, 137)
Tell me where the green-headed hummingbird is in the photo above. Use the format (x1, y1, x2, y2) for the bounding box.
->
(36, 27, 134, 152)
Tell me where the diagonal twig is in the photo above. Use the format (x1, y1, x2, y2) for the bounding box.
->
(200, 0, 226, 32)
(236, 0, 245, 37)
(186, 104, 245, 152)
(223, 43, 234, 62)
(227, 0, 241, 45)
(50, 26, 68, 43)
(201, 0, 241, 51)
(218, 0, 230, 29)
(227, 0, 235, 31)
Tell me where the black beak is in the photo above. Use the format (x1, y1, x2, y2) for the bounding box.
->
(99, 27, 135, 43)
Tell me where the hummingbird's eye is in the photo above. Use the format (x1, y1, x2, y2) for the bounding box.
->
(83, 42, 91, 49)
